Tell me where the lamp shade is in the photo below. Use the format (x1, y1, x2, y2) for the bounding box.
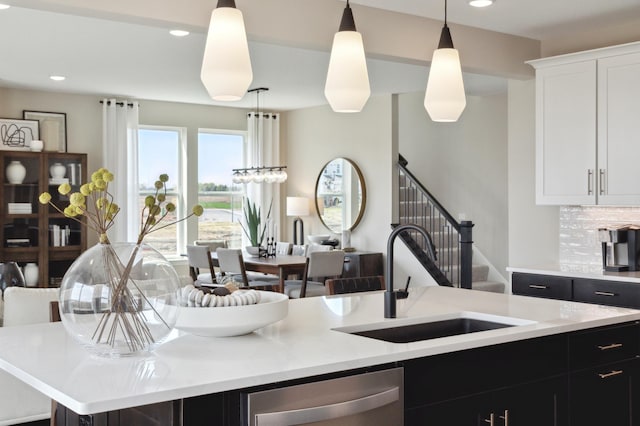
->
(286, 197, 309, 217)
(324, 2, 370, 113)
(424, 47, 466, 122)
(201, 6, 253, 101)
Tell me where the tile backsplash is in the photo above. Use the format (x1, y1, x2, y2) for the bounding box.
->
(559, 206, 640, 273)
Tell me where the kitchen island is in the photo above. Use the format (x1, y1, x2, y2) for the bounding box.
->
(1, 286, 639, 424)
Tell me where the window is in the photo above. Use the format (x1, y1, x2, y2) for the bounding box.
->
(135, 127, 246, 258)
(137, 127, 182, 256)
(197, 131, 245, 248)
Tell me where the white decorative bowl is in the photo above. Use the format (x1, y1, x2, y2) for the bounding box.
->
(174, 291, 289, 337)
(308, 234, 330, 244)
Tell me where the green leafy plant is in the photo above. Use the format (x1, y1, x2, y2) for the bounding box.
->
(240, 198, 272, 247)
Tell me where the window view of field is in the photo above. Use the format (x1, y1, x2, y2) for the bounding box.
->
(138, 128, 246, 257)
(196, 191, 243, 248)
(141, 191, 244, 255)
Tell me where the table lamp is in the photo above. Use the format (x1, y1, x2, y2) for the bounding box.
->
(287, 197, 309, 246)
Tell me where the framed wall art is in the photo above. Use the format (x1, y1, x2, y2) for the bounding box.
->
(23, 110, 67, 152)
(0, 118, 40, 151)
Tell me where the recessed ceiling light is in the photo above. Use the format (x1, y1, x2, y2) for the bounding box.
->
(0, 4, 11, 10)
(169, 30, 190, 37)
(49, 75, 66, 81)
(469, 0, 494, 7)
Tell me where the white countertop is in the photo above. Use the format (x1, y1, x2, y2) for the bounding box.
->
(507, 265, 640, 283)
(1, 286, 639, 415)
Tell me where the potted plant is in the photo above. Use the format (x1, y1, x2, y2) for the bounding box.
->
(240, 198, 272, 256)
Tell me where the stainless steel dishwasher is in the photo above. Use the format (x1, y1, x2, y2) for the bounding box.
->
(243, 367, 403, 426)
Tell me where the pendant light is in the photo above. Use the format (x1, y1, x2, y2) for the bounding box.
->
(201, 0, 253, 101)
(424, 0, 466, 122)
(324, 0, 370, 113)
(469, 0, 495, 7)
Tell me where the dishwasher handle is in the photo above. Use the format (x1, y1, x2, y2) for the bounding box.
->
(255, 386, 400, 426)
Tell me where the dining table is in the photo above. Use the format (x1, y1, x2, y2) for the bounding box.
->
(211, 252, 308, 293)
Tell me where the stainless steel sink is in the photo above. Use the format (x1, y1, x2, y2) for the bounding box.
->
(334, 312, 535, 344)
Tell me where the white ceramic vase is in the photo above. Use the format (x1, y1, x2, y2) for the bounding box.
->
(6, 161, 26, 184)
(30, 140, 44, 152)
(23, 263, 38, 287)
(49, 162, 66, 179)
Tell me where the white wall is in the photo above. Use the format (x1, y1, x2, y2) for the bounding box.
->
(397, 91, 509, 279)
(506, 80, 559, 271)
(0, 88, 103, 173)
(540, 18, 640, 57)
(282, 95, 393, 261)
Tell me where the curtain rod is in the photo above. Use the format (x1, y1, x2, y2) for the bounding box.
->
(99, 100, 136, 107)
(247, 112, 277, 119)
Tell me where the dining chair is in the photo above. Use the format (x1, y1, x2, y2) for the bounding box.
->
(216, 248, 279, 289)
(194, 239, 227, 251)
(275, 242, 292, 255)
(291, 244, 308, 256)
(186, 245, 217, 285)
(326, 275, 386, 295)
(307, 244, 333, 254)
(284, 250, 346, 298)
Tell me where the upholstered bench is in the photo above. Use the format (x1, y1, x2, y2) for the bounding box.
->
(0, 287, 59, 426)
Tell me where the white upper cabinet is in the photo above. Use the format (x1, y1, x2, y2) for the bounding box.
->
(534, 61, 596, 205)
(597, 52, 640, 205)
(529, 42, 640, 206)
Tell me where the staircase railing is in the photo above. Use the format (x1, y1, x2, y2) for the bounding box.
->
(397, 155, 473, 289)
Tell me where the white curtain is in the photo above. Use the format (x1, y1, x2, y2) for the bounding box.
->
(247, 112, 282, 243)
(102, 99, 140, 243)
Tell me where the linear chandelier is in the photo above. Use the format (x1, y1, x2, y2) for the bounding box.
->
(232, 166, 288, 184)
(232, 88, 287, 184)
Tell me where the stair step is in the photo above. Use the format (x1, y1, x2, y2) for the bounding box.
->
(449, 264, 489, 284)
(471, 280, 505, 293)
(399, 217, 450, 228)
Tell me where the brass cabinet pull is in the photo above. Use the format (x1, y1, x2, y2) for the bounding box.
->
(483, 413, 495, 425)
(594, 291, 616, 297)
(499, 409, 509, 426)
(598, 370, 624, 379)
(597, 343, 623, 351)
(529, 284, 548, 289)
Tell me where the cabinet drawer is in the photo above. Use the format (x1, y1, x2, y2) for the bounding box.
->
(569, 358, 638, 426)
(512, 273, 572, 300)
(573, 278, 640, 309)
(403, 334, 567, 408)
(569, 322, 639, 370)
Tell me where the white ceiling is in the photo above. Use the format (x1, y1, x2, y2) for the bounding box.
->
(348, 0, 640, 40)
(0, 1, 638, 111)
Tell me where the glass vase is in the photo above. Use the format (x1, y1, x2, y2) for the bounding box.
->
(58, 242, 180, 357)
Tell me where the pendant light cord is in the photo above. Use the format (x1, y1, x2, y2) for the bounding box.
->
(444, 0, 448, 27)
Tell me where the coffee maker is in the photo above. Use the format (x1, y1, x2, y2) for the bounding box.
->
(599, 226, 640, 272)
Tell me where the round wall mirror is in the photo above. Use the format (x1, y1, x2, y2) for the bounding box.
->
(315, 158, 366, 233)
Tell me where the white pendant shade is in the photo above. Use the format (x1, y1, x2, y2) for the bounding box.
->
(424, 48, 466, 122)
(201, 7, 253, 101)
(324, 31, 371, 113)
